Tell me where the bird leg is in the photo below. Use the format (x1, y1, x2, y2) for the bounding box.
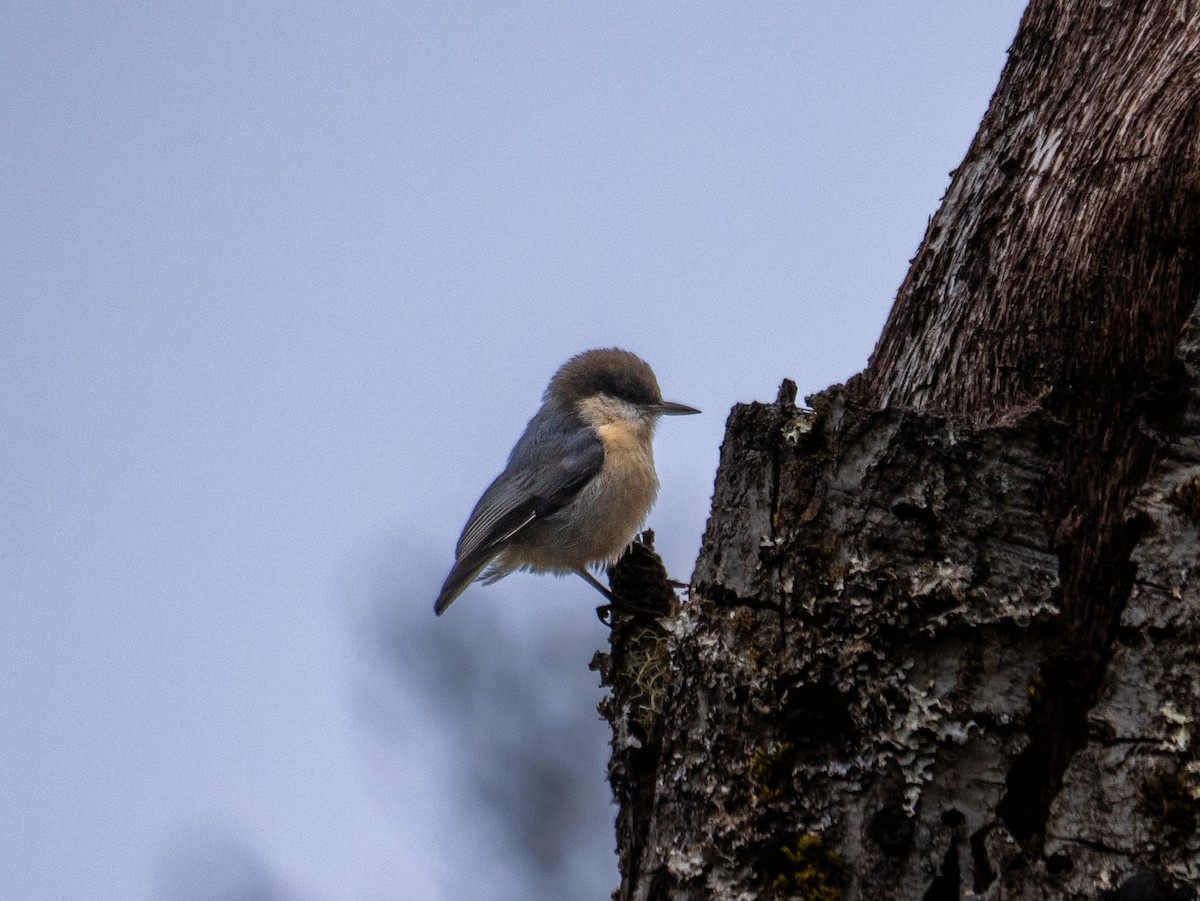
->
(574, 566, 614, 600)
(577, 567, 671, 624)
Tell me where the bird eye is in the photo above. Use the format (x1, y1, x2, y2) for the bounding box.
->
(601, 375, 657, 406)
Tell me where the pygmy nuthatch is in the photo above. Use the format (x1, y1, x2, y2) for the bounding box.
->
(434, 348, 699, 615)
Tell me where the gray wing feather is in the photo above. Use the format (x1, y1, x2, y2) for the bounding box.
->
(456, 409, 603, 561)
(434, 406, 603, 614)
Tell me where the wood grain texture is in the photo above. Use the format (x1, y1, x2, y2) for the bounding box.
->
(852, 0, 1200, 422)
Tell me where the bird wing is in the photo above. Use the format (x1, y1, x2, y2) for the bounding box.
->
(455, 413, 604, 563)
(433, 408, 604, 615)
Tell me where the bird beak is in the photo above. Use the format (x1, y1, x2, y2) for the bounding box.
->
(653, 400, 701, 416)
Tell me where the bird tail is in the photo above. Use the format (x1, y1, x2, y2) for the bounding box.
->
(433, 553, 494, 615)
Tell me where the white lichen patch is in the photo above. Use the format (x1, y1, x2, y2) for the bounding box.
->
(666, 845, 707, 880)
(938, 720, 978, 744)
(991, 591, 1061, 627)
(877, 680, 978, 813)
(899, 469, 948, 517)
(781, 412, 816, 445)
(909, 560, 972, 601)
(662, 601, 701, 639)
(613, 721, 643, 750)
(922, 584, 1060, 631)
(704, 867, 760, 901)
(1161, 702, 1194, 752)
(1185, 761, 1200, 800)
(1168, 859, 1200, 890)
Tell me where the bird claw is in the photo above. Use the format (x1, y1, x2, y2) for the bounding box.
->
(596, 592, 669, 626)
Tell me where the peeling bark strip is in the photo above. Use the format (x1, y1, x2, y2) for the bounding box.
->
(604, 2, 1200, 899)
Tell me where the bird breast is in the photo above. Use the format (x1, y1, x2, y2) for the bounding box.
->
(499, 409, 660, 573)
(582, 419, 660, 561)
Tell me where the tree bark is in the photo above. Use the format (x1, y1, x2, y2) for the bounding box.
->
(600, 2, 1200, 898)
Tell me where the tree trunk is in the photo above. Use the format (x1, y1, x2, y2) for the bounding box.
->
(599, 2, 1200, 898)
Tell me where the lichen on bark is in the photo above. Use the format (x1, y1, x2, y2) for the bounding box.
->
(602, 2, 1200, 898)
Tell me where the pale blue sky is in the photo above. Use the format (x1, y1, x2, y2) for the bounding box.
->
(3, 4, 1025, 900)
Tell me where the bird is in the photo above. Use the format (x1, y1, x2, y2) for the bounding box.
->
(434, 348, 699, 615)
